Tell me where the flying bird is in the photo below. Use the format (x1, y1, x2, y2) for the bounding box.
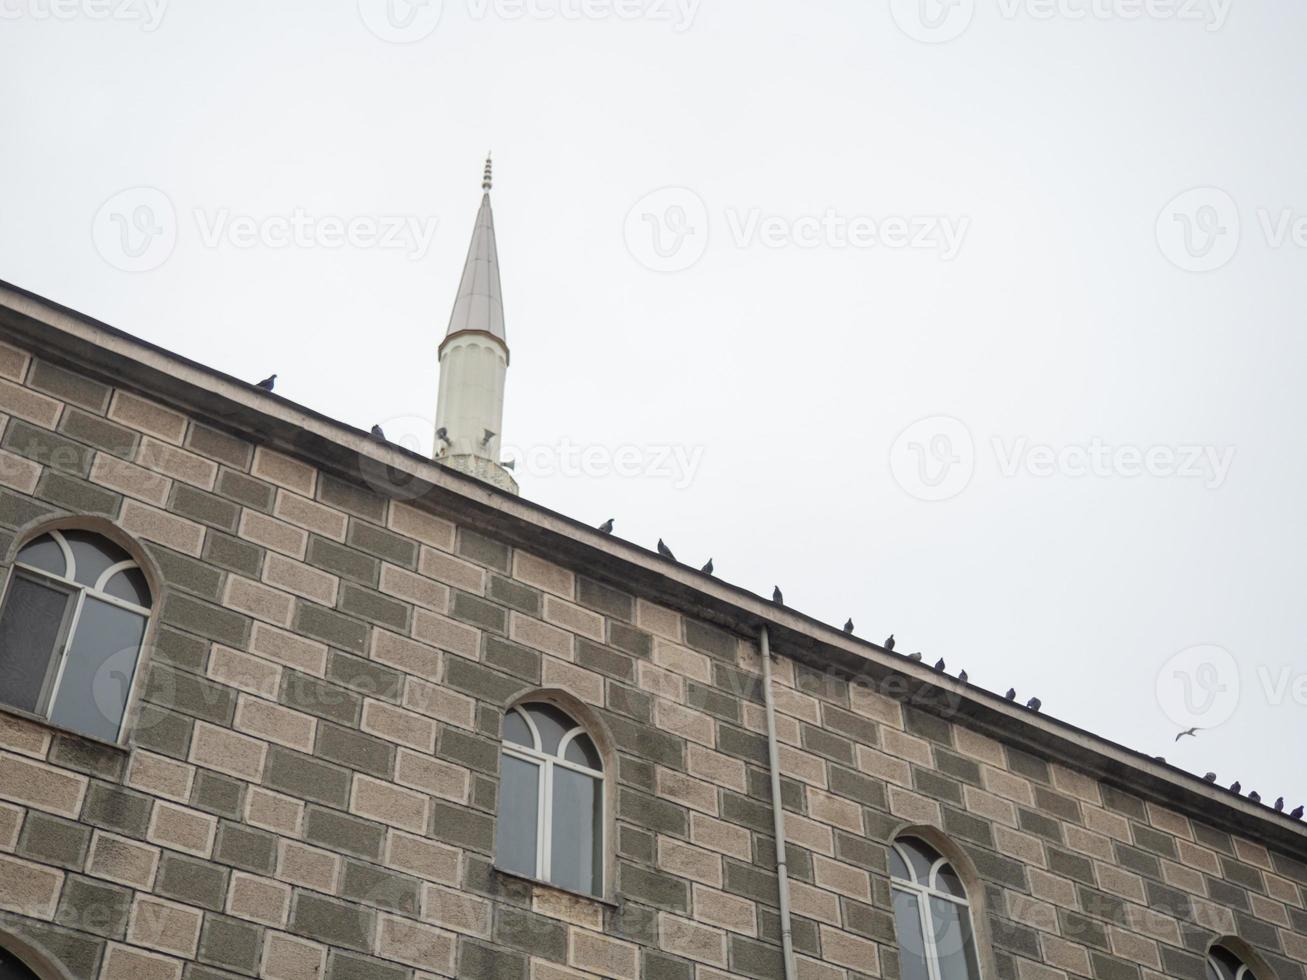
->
(657, 539, 676, 561)
(957, 669, 968, 684)
(482, 429, 496, 447)
(772, 586, 783, 605)
(598, 519, 614, 534)
(1026, 697, 1042, 711)
(701, 559, 714, 575)
(933, 658, 946, 672)
(1230, 781, 1241, 794)
(1203, 772, 1217, 783)
(1291, 806, 1304, 820)
(843, 619, 854, 634)
(1274, 797, 1284, 812)
(436, 427, 452, 447)
(1175, 727, 1201, 742)
(370, 425, 386, 440)
(1005, 688, 1016, 701)
(907, 652, 922, 662)
(884, 634, 895, 651)
(255, 374, 276, 391)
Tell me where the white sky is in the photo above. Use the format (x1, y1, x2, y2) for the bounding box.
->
(3, 0, 1305, 815)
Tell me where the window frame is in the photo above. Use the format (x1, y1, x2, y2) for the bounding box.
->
(1208, 943, 1263, 980)
(890, 837, 983, 980)
(0, 527, 154, 745)
(498, 701, 606, 898)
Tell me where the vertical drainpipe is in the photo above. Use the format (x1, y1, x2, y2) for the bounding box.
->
(760, 625, 797, 980)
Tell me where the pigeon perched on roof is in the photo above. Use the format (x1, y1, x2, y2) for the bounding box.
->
(884, 634, 895, 651)
(256, 374, 276, 391)
(370, 425, 386, 439)
(701, 559, 714, 575)
(843, 619, 854, 634)
(1291, 805, 1304, 820)
(1248, 791, 1261, 804)
(598, 519, 614, 534)
(1203, 772, 1217, 783)
(1005, 688, 1016, 701)
(1274, 797, 1284, 812)
(907, 652, 922, 662)
(933, 658, 946, 672)
(657, 539, 677, 561)
(772, 586, 783, 604)
(1230, 781, 1241, 794)
(957, 669, 968, 684)
(1026, 697, 1042, 711)
(435, 427, 451, 446)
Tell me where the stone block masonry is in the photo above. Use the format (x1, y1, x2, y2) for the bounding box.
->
(0, 331, 1302, 980)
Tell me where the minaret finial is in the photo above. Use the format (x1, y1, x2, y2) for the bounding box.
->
(482, 154, 493, 192)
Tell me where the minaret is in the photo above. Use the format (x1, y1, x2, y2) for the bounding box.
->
(434, 157, 519, 494)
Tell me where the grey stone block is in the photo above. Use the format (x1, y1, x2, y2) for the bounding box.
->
(304, 807, 387, 863)
(306, 536, 379, 586)
(282, 673, 362, 728)
(264, 746, 353, 809)
(316, 722, 395, 777)
(170, 484, 240, 532)
(340, 860, 421, 916)
(79, 782, 152, 838)
(191, 769, 246, 819)
(450, 591, 507, 634)
(347, 520, 417, 568)
(429, 800, 496, 853)
(29, 359, 111, 412)
(577, 576, 632, 622)
(289, 893, 374, 953)
(35, 471, 121, 517)
(156, 851, 230, 911)
(186, 423, 253, 469)
(294, 601, 368, 654)
(58, 408, 138, 458)
(161, 594, 251, 648)
(55, 874, 132, 939)
(487, 576, 541, 617)
(456, 528, 510, 572)
(337, 582, 409, 632)
(146, 543, 227, 601)
(198, 913, 264, 974)
(3, 420, 93, 476)
(216, 468, 276, 511)
(17, 811, 92, 870)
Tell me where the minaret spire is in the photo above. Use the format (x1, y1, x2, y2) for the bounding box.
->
(433, 158, 518, 494)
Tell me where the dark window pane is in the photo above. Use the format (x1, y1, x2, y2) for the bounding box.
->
(524, 703, 577, 756)
(495, 753, 540, 878)
(48, 596, 146, 742)
(63, 530, 132, 589)
(897, 837, 939, 883)
(892, 887, 931, 980)
(0, 944, 43, 979)
(888, 846, 910, 882)
(935, 863, 966, 898)
(1209, 948, 1251, 980)
(0, 574, 70, 714)
(503, 709, 533, 748)
(929, 895, 981, 980)
(564, 733, 601, 770)
(102, 567, 151, 608)
(17, 534, 66, 578)
(550, 767, 601, 895)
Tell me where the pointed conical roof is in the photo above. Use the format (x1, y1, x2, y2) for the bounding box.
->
(444, 175, 506, 346)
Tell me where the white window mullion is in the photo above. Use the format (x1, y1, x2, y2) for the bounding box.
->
(41, 587, 87, 718)
(539, 758, 553, 882)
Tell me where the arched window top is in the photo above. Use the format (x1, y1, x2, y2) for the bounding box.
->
(17, 530, 151, 608)
(890, 834, 983, 980)
(1208, 945, 1259, 980)
(890, 836, 968, 899)
(504, 702, 603, 772)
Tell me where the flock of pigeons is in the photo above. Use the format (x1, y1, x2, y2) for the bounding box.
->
(606, 518, 1305, 825)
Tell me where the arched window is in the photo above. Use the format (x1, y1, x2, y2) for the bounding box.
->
(1208, 945, 1258, 980)
(890, 835, 983, 980)
(0, 943, 43, 979)
(0, 529, 152, 743)
(495, 701, 604, 897)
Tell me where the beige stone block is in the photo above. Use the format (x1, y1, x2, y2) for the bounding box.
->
(108, 390, 187, 443)
(137, 436, 218, 489)
(188, 721, 268, 782)
(0, 751, 87, 817)
(1232, 836, 1273, 870)
(659, 913, 726, 967)
(420, 883, 491, 937)
(1050, 763, 1102, 805)
(1041, 936, 1091, 975)
(389, 502, 455, 550)
(542, 596, 604, 641)
(795, 954, 844, 980)
(362, 700, 436, 752)
(784, 814, 835, 857)
(771, 685, 821, 725)
(412, 609, 481, 660)
(569, 930, 639, 980)
(246, 787, 305, 838)
(509, 612, 574, 660)
(963, 785, 1017, 827)
(1082, 804, 1131, 842)
(1109, 927, 1161, 969)
(685, 744, 746, 794)
(1064, 825, 1113, 862)
(0, 445, 40, 494)
(126, 750, 195, 803)
(886, 786, 941, 827)
(252, 446, 316, 496)
(261, 931, 328, 980)
(0, 853, 62, 919)
(952, 724, 1004, 766)
(806, 790, 862, 835)
(208, 644, 283, 698)
(86, 831, 160, 889)
(0, 341, 30, 381)
(351, 775, 429, 833)
(1264, 872, 1301, 906)
(882, 727, 933, 766)
(654, 701, 714, 748)
(277, 840, 341, 893)
(0, 378, 61, 427)
(90, 453, 170, 506)
(370, 629, 441, 681)
(1249, 892, 1291, 928)
(691, 885, 756, 936)
(419, 546, 485, 594)
(655, 768, 717, 816)
(0, 803, 23, 852)
(222, 575, 295, 628)
(788, 880, 840, 924)
(511, 550, 574, 599)
(689, 813, 752, 862)
(542, 659, 605, 706)
(532, 887, 604, 931)
(778, 745, 827, 788)
(120, 499, 205, 556)
(394, 749, 469, 804)
(402, 678, 476, 730)
(374, 912, 456, 972)
(819, 926, 880, 973)
(635, 598, 681, 642)
(239, 510, 308, 559)
(636, 662, 684, 702)
(657, 836, 722, 888)
(982, 766, 1036, 806)
(262, 552, 339, 606)
(100, 944, 183, 980)
(147, 801, 218, 857)
(0, 713, 52, 758)
(530, 962, 600, 980)
(993, 826, 1047, 870)
(1028, 868, 1078, 908)
(385, 831, 460, 886)
(812, 855, 870, 901)
(251, 622, 328, 676)
(227, 870, 292, 927)
(854, 745, 910, 787)
(274, 489, 346, 540)
(127, 894, 203, 957)
(650, 638, 711, 685)
(235, 695, 316, 753)
(381, 563, 449, 612)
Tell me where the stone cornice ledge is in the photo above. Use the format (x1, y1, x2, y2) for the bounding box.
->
(2, 280, 1304, 863)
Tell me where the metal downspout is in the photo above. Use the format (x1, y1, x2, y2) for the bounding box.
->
(760, 625, 797, 980)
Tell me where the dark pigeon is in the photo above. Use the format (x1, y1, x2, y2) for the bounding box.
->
(933, 658, 946, 672)
(1005, 688, 1016, 701)
(1203, 772, 1217, 782)
(1248, 791, 1261, 804)
(1026, 697, 1042, 711)
(957, 669, 968, 683)
(598, 519, 614, 534)
(1230, 781, 1241, 794)
(1274, 797, 1284, 812)
(370, 425, 386, 439)
(1291, 805, 1304, 820)
(701, 559, 714, 575)
(843, 619, 854, 634)
(884, 634, 895, 651)
(907, 652, 922, 662)
(772, 586, 783, 605)
(1175, 727, 1199, 742)
(657, 539, 676, 561)
(256, 374, 276, 391)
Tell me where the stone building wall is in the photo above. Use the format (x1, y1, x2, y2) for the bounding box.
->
(0, 334, 1303, 980)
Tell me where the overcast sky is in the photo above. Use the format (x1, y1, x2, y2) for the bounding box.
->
(3, 1, 1305, 815)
